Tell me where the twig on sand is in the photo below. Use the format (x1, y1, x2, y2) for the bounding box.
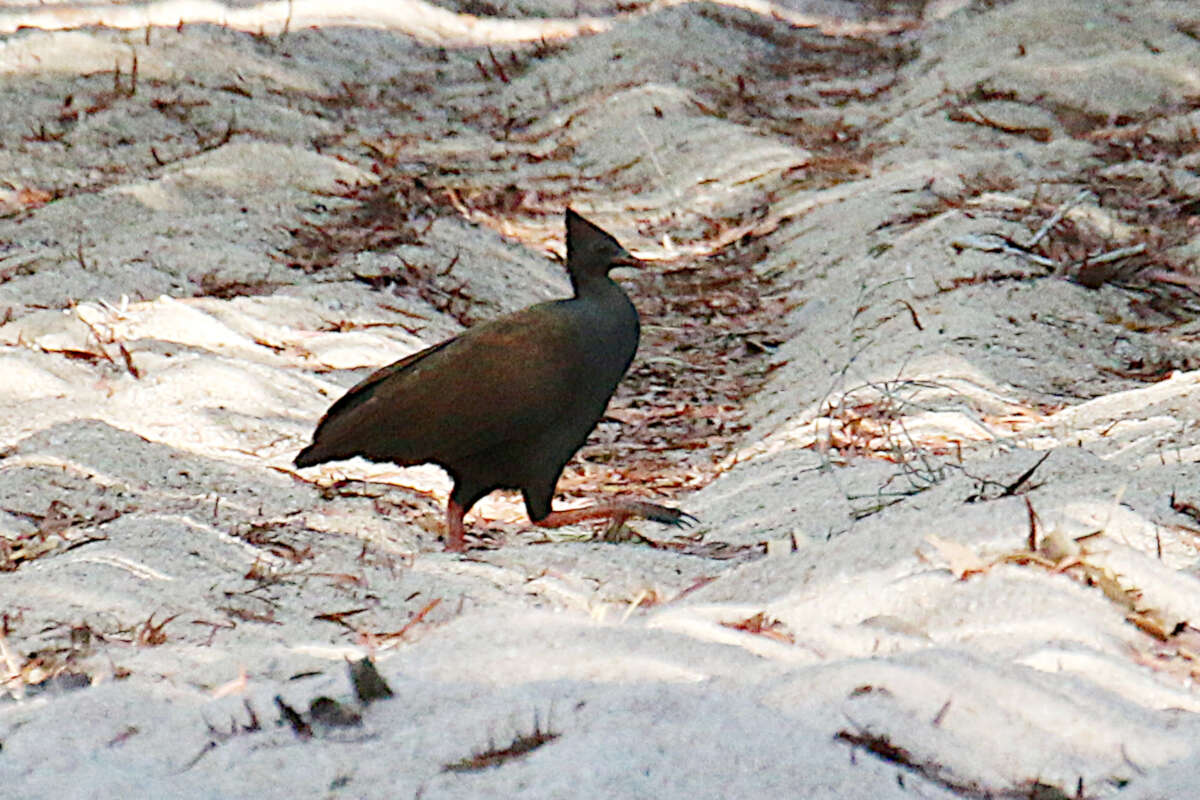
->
(1025, 188, 1093, 248)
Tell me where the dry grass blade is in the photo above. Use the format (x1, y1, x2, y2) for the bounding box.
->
(443, 713, 560, 773)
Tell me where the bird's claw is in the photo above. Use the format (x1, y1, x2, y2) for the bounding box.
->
(624, 501, 697, 528)
(672, 510, 700, 528)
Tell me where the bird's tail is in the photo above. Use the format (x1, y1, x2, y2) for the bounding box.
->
(293, 444, 321, 468)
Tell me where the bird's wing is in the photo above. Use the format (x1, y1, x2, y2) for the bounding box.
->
(304, 303, 581, 466)
(318, 337, 456, 424)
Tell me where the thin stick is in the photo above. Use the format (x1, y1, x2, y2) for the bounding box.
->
(1077, 242, 1146, 267)
(952, 233, 1059, 268)
(1026, 188, 1093, 248)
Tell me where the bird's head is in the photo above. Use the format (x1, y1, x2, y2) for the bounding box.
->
(565, 208, 643, 291)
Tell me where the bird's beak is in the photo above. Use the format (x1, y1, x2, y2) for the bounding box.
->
(611, 253, 645, 271)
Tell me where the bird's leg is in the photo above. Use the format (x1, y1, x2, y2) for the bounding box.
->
(533, 500, 697, 531)
(444, 499, 467, 553)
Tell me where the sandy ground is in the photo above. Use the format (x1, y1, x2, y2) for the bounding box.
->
(3, 0, 1200, 797)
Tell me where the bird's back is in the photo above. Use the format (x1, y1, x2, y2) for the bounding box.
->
(294, 287, 638, 482)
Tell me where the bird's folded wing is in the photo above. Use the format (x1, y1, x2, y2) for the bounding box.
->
(306, 304, 580, 465)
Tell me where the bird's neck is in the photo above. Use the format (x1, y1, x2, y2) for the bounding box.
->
(570, 271, 623, 299)
(566, 273, 639, 348)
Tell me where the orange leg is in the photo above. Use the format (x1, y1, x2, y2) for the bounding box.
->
(444, 499, 695, 553)
(444, 499, 467, 553)
(533, 499, 696, 530)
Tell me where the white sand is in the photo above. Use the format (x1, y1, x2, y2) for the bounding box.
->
(3, 0, 1200, 796)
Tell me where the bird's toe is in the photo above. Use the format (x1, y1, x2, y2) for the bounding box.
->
(629, 501, 697, 527)
(662, 509, 698, 528)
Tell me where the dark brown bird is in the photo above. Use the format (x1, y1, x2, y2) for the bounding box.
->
(294, 209, 694, 551)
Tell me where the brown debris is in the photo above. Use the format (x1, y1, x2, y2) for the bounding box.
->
(134, 612, 178, 647)
(836, 726, 1085, 799)
(368, 598, 442, 645)
(183, 699, 263, 770)
(720, 611, 795, 644)
(277, 174, 439, 274)
(234, 520, 315, 564)
(940, 94, 1200, 325)
(443, 713, 560, 773)
(0, 499, 115, 571)
(920, 502, 1195, 669)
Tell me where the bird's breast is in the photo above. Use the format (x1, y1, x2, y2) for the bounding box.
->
(564, 287, 640, 382)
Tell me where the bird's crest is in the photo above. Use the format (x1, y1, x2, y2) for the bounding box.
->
(565, 208, 634, 289)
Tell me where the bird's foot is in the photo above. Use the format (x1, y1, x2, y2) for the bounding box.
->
(609, 500, 697, 528)
(599, 501, 697, 543)
(535, 500, 697, 539)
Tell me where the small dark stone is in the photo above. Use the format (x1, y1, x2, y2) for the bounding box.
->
(348, 657, 393, 704)
(308, 697, 362, 728)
